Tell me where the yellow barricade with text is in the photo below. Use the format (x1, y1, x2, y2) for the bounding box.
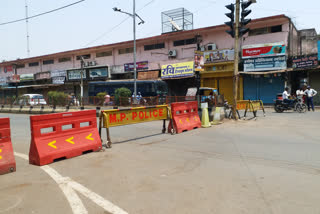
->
(244, 100, 266, 119)
(228, 100, 249, 119)
(99, 105, 171, 148)
(236, 100, 249, 110)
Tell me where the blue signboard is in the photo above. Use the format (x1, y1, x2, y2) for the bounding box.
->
(244, 56, 287, 72)
(318, 40, 320, 60)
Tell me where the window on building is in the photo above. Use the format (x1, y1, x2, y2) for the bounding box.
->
(173, 37, 197, 46)
(271, 25, 282, 33)
(29, 62, 39, 67)
(43, 59, 54, 65)
(249, 25, 282, 36)
(144, 43, 165, 51)
(16, 64, 25, 68)
(118, 47, 134, 55)
(76, 54, 91, 60)
(96, 51, 112, 58)
(58, 57, 71, 63)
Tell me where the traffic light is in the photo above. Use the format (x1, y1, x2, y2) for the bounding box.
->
(239, 1, 252, 36)
(225, 4, 235, 38)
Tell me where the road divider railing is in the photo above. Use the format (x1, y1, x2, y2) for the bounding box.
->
(168, 101, 201, 134)
(99, 105, 172, 148)
(29, 110, 102, 166)
(0, 118, 16, 175)
(244, 100, 266, 120)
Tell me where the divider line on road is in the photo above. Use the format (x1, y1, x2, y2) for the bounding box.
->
(14, 152, 128, 214)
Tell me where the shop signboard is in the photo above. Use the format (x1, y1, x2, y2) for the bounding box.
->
(243, 56, 287, 72)
(194, 51, 204, 69)
(89, 67, 108, 78)
(161, 61, 194, 79)
(204, 49, 234, 64)
(52, 76, 65, 84)
(3, 66, 13, 73)
(292, 54, 318, 69)
(111, 65, 125, 74)
(51, 70, 66, 78)
(20, 73, 34, 81)
(67, 69, 86, 80)
(7, 75, 20, 83)
(0, 76, 7, 85)
(35, 71, 51, 80)
(138, 70, 159, 80)
(242, 42, 286, 59)
(124, 61, 148, 72)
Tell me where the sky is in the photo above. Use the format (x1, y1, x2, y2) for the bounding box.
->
(0, 0, 319, 61)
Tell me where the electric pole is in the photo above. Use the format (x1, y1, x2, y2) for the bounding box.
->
(232, 0, 240, 120)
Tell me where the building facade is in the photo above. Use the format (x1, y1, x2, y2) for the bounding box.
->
(0, 14, 318, 104)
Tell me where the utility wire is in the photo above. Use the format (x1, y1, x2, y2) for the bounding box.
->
(0, 0, 85, 26)
(84, 0, 156, 47)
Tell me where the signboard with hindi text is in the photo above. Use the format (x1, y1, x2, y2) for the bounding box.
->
(244, 56, 287, 72)
(124, 61, 148, 72)
(292, 55, 318, 69)
(161, 61, 194, 79)
(67, 69, 87, 80)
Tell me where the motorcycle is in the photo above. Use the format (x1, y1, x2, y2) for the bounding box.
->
(274, 94, 307, 113)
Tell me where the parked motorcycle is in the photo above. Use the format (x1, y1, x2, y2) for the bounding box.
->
(274, 94, 307, 113)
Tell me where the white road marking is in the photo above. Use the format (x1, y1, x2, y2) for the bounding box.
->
(41, 165, 88, 214)
(14, 152, 128, 214)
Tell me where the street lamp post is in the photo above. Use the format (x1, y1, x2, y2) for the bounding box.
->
(80, 56, 85, 108)
(113, 3, 145, 102)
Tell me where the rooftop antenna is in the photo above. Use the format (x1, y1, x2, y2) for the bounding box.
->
(25, 0, 30, 57)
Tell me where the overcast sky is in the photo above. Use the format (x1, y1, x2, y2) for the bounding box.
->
(0, 0, 319, 61)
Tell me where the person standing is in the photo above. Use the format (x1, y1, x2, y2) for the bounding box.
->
(296, 87, 304, 103)
(304, 86, 317, 111)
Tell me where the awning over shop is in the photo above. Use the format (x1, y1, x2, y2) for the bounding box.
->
(0, 84, 64, 89)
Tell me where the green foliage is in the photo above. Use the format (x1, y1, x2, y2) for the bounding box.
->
(47, 91, 68, 107)
(114, 87, 131, 105)
(96, 92, 107, 106)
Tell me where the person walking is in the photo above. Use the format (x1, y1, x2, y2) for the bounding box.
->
(304, 86, 317, 111)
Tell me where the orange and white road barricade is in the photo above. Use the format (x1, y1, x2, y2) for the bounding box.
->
(99, 105, 171, 148)
(0, 118, 16, 175)
(29, 110, 102, 166)
(168, 101, 201, 134)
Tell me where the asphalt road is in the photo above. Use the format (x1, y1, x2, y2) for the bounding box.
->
(0, 109, 320, 214)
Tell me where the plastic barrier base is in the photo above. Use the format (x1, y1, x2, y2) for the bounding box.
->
(0, 118, 16, 175)
(29, 110, 102, 166)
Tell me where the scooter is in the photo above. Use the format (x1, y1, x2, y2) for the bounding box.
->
(274, 94, 307, 113)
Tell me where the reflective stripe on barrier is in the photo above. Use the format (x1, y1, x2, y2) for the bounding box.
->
(29, 110, 102, 166)
(100, 105, 171, 148)
(168, 101, 201, 134)
(0, 118, 16, 175)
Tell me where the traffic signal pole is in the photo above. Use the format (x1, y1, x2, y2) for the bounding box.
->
(232, 0, 240, 120)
